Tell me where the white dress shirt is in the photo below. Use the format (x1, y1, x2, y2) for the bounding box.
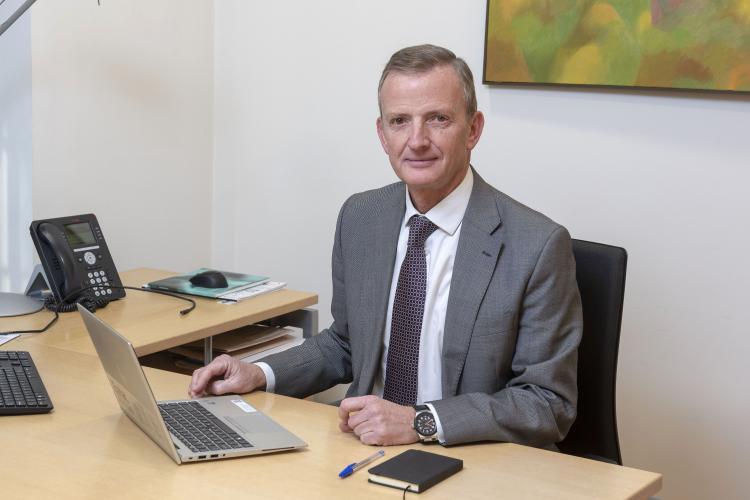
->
(258, 168, 474, 444)
(371, 168, 472, 442)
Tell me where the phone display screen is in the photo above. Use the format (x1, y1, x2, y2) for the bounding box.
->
(64, 222, 97, 247)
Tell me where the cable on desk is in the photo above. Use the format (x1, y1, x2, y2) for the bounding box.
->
(0, 284, 196, 335)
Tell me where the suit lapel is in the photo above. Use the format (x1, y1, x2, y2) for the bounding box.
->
(442, 172, 504, 397)
(360, 184, 405, 393)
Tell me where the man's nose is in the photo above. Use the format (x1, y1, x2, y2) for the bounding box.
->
(407, 122, 430, 149)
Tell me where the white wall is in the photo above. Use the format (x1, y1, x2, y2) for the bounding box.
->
(0, 0, 34, 292)
(31, 0, 214, 271)
(213, 1, 750, 499)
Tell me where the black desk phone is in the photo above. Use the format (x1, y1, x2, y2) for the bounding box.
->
(30, 214, 125, 305)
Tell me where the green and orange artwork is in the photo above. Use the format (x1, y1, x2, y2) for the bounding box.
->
(484, 0, 750, 91)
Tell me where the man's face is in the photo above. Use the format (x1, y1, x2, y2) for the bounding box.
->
(377, 65, 484, 208)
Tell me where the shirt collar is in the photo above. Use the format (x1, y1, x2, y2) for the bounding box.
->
(403, 167, 474, 236)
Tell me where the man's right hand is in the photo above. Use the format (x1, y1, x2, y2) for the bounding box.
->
(188, 354, 266, 398)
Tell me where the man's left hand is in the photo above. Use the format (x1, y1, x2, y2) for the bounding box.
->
(338, 395, 418, 446)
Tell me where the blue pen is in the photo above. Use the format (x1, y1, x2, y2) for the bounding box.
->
(338, 449, 385, 478)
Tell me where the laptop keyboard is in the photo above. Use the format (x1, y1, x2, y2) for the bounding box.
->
(0, 351, 54, 415)
(158, 400, 252, 453)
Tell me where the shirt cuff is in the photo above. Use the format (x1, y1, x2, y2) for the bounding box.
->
(253, 362, 276, 393)
(424, 402, 446, 444)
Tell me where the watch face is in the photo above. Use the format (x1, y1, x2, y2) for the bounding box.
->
(415, 411, 437, 436)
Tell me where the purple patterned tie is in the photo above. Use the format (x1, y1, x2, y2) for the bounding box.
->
(383, 215, 438, 406)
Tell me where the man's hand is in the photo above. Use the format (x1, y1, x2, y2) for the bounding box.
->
(188, 354, 266, 398)
(338, 395, 418, 446)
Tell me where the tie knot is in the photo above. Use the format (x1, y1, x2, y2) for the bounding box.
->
(407, 215, 438, 247)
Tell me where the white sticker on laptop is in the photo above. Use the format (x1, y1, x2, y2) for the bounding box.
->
(231, 399, 257, 413)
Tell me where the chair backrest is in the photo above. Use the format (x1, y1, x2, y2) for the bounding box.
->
(558, 239, 627, 465)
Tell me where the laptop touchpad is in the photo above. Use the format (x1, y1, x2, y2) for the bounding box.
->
(226, 415, 281, 434)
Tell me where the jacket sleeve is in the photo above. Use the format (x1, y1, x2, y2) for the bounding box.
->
(429, 226, 583, 447)
(259, 199, 354, 398)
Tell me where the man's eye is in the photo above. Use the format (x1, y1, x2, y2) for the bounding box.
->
(391, 117, 406, 126)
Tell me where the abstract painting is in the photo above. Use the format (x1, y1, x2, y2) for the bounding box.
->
(484, 0, 750, 92)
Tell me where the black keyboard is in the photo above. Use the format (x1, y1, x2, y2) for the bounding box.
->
(0, 351, 54, 415)
(158, 400, 252, 453)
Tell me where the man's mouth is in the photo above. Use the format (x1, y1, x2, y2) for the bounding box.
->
(405, 158, 438, 167)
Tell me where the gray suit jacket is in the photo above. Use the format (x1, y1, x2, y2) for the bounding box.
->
(262, 170, 582, 447)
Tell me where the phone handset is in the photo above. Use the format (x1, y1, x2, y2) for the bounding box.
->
(37, 222, 77, 302)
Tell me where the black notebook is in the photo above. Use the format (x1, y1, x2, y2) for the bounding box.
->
(367, 449, 463, 493)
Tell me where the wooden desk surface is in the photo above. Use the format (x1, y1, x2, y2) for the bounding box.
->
(2, 337, 662, 499)
(1, 268, 317, 357)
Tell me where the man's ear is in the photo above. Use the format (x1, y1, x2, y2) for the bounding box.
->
(467, 111, 485, 150)
(376, 116, 390, 154)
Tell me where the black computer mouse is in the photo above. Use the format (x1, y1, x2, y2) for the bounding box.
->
(189, 270, 228, 288)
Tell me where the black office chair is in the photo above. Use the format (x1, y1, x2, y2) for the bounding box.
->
(558, 239, 627, 465)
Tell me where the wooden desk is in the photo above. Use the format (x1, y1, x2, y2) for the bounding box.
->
(1, 268, 318, 361)
(2, 338, 662, 499)
(1, 270, 661, 498)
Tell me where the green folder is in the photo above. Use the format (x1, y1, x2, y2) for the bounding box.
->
(144, 268, 269, 299)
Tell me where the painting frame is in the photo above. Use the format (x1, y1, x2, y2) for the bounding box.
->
(483, 0, 750, 94)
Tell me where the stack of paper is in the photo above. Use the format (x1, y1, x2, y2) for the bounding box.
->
(219, 281, 287, 303)
(169, 323, 302, 364)
(238, 336, 304, 363)
(0, 334, 20, 347)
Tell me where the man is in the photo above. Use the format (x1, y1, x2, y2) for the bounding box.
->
(189, 45, 582, 448)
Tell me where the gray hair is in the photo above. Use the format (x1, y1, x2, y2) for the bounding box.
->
(378, 44, 477, 117)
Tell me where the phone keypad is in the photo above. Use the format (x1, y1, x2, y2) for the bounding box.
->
(87, 269, 113, 297)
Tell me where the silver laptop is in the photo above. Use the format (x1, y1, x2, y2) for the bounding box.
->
(77, 304, 307, 464)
